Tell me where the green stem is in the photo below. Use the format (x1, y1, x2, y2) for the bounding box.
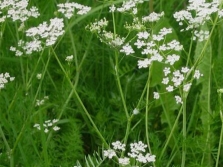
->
(216, 109, 223, 167)
(111, 10, 130, 145)
(145, 64, 153, 153)
(159, 106, 183, 161)
(0, 126, 13, 167)
(181, 92, 187, 167)
(149, 0, 154, 13)
(52, 48, 108, 148)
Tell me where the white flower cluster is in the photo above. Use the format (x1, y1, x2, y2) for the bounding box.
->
(109, 0, 144, 14)
(35, 96, 49, 107)
(65, 55, 74, 62)
(142, 12, 165, 23)
(103, 141, 156, 166)
(86, 18, 127, 48)
(136, 28, 183, 68)
(57, 2, 91, 19)
(193, 30, 209, 42)
(0, 0, 39, 23)
(86, 18, 108, 33)
(10, 18, 65, 56)
(0, 72, 15, 89)
(154, 67, 203, 104)
(173, 0, 221, 31)
(33, 119, 60, 133)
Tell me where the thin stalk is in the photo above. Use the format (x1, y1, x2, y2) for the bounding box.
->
(145, 64, 153, 153)
(159, 106, 183, 161)
(65, 19, 79, 88)
(181, 92, 187, 167)
(149, 0, 154, 13)
(0, 126, 13, 167)
(52, 48, 108, 148)
(111, 10, 130, 145)
(216, 110, 223, 167)
(186, 31, 195, 67)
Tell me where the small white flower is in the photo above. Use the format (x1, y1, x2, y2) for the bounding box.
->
(145, 153, 156, 162)
(153, 92, 160, 99)
(52, 119, 59, 123)
(118, 157, 130, 165)
(44, 128, 49, 133)
(163, 67, 171, 76)
(137, 31, 149, 39)
(109, 5, 116, 12)
(120, 43, 134, 55)
(65, 55, 74, 62)
(112, 141, 126, 151)
(138, 58, 151, 68)
(53, 126, 60, 131)
(175, 95, 183, 104)
(36, 73, 42, 80)
(162, 77, 169, 85)
(133, 108, 139, 115)
(104, 149, 116, 159)
(166, 85, 174, 92)
(183, 83, 192, 92)
(165, 54, 180, 65)
(193, 70, 203, 79)
(181, 67, 190, 73)
(136, 153, 147, 163)
(142, 12, 164, 22)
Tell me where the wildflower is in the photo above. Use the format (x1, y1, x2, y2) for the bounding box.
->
(112, 141, 126, 151)
(65, 55, 74, 62)
(0, 0, 40, 23)
(86, 18, 108, 33)
(163, 67, 171, 76)
(11, 17, 64, 56)
(35, 99, 45, 106)
(137, 58, 151, 68)
(0, 72, 15, 89)
(166, 85, 174, 92)
(142, 12, 164, 22)
(159, 27, 172, 36)
(167, 40, 183, 51)
(104, 149, 116, 159)
(133, 108, 139, 115)
(36, 73, 42, 80)
(145, 153, 156, 162)
(130, 141, 147, 154)
(174, 0, 219, 30)
(183, 83, 192, 92)
(134, 39, 146, 48)
(153, 92, 160, 99)
(116, 0, 143, 13)
(118, 157, 130, 165)
(136, 153, 147, 163)
(137, 31, 149, 39)
(120, 43, 134, 55)
(181, 67, 190, 73)
(193, 70, 203, 79)
(44, 129, 49, 133)
(57, 2, 91, 19)
(53, 126, 60, 131)
(109, 5, 116, 13)
(34, 119, 60, 132)
(175, 95, 183, 104)
(162, 77, 169, 85)
(193, 30, 209, 41)
(165, 54, 180, 65)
